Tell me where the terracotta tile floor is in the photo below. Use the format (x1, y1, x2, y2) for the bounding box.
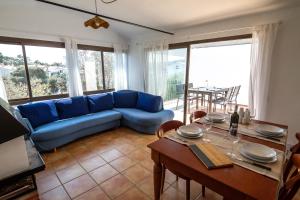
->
(18, 127, 226, 200)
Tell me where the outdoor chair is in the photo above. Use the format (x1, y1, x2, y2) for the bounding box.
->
(175, 83, 198, 112)
(212, 86, 234, 112)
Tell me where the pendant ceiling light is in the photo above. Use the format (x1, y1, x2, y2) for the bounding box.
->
(84, 0, 109, 29)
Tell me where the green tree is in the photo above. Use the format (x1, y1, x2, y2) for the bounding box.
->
(10, 66, 48, 84)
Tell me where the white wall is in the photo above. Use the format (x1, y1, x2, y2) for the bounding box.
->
(0, 0, 128, 47)
(128, 5, 300, 145)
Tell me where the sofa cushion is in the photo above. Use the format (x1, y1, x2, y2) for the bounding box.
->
(113, 90, 138, 108)
(114, 108, 174, 126)
(87, 93, 113, 113)
(55, 96, 89, 119)
(31, 110, 122, 141)
(18, 100, 59, 128)
(136, 92, 163, 113)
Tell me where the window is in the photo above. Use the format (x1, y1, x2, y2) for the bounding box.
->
(0, 37, 116, 104)
(78, 50, 104, 91)
(103, 52, 114, 89)
(0, 43, 29, 100)
(25, 46, 67, 97)
(78, 45, 114, 93)
(164, 48, 187, 122)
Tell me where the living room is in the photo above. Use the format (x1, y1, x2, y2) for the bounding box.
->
(0, 0, 300, 200)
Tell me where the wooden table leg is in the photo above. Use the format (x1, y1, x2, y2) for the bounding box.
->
(154, 161, 163, 200)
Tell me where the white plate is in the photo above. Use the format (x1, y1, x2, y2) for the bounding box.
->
(256, 130, 284, 138)
(240, 143, 277, 161)
(240, 149, 277, 163)
(255, 124, 284, 135)
(178, 125, 203, 136)
(176, 130, 203, 139)
(205, 113, 226, 123)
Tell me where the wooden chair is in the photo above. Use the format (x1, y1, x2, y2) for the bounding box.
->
(189, 110, 207, 124)
(279, 154, 300, 200)
(283, 133, 300, 183)
(156, 120, 193, 199)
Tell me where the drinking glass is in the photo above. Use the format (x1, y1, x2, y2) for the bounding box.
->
(226, 133, 240, 158)
(202, 121, 212, 143)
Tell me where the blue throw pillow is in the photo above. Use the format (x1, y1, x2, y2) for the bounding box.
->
(136, 92, 163, 113)
(113, 90, 138, 108)
(55, 96, 89, 119)
(87, 93, 113, 113)
(18, 100, 59, 128)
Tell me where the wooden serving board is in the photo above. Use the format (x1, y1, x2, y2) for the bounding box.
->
(189, 143, 233, 169)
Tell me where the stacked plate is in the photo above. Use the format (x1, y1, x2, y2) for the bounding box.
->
(240, 143, 277, 163)
(255, 124, 285, 138)
(204, 113, 226, 123)
(177, 124, 203, 138)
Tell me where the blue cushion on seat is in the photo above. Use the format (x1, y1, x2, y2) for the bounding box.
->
(136, 92, 163, 113)
(31, 110, 122, 141)
(113, 90, 138, 108)
(55, 96, 89, 119)
(18, 100, 59, 129)
(87, 93, 113, 113)
(114, 108, 174, 126)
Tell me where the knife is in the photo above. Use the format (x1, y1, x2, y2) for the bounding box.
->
(233, 156, 272, 171)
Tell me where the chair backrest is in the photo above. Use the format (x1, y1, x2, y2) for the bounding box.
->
(231, 85, 241, 100)
(189, 110, 207, 123)
(176, 83, 193, 95)
(225, 87, 234, 100)
(283, 133, 300, 183)
(279, 154, 300, 200)
(156, 120, 184, 138)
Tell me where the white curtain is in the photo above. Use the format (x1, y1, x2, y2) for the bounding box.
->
(0, 75, 8, 102)
(249, 23, 279, 120)
(144, 41, 168, 97)
(64, 38, 83, 97)
(113, 44, 128, 90)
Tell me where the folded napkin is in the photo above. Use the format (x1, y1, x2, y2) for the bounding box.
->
(189, 143, 233, 169)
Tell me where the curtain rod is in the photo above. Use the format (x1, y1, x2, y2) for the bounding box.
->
(35, 0, 175, 35)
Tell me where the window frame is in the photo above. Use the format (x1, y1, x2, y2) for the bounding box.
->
(77, 44, 114, 93)
(0, 36, 114, 105)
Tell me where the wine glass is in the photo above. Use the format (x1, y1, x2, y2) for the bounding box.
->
(202, 121, 212, 143)
(226, 133, 240, 158)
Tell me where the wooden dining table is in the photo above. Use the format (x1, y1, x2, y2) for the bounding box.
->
(148, 120, 287, 200)
(188, 87, 228, 112)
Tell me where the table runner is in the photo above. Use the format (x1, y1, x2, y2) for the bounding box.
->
(164, 130, 284, 181)
(195, 118, 287, 145)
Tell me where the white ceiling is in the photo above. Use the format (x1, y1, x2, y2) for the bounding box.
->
(44, 0, 299, 39)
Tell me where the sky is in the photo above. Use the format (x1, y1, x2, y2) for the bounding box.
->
(0, 44, 66, 64)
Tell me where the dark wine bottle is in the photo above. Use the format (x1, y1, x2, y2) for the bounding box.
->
(229, 105, 239, 136)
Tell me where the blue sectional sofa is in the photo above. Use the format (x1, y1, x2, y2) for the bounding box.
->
(17, 90, 174, 151)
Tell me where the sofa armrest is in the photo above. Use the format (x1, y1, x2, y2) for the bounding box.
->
(22, 117, 34, 135)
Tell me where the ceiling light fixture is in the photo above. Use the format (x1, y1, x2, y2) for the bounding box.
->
(84, 0, 109, 29)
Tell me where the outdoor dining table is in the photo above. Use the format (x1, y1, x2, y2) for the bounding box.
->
(188, 87, 228, 112)
(148, 120, 288, 200)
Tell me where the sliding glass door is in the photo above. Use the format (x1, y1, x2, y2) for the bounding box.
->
(163, 48, 187, 122)
(188, 38, 251, 114)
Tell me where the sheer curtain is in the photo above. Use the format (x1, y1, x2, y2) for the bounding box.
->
(64, 38, 83, 97)
(0, 75, 8, 102)
(144, 41, 168, 97)
(249, 23, 279, 120)
(113, 44, 128, 90)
